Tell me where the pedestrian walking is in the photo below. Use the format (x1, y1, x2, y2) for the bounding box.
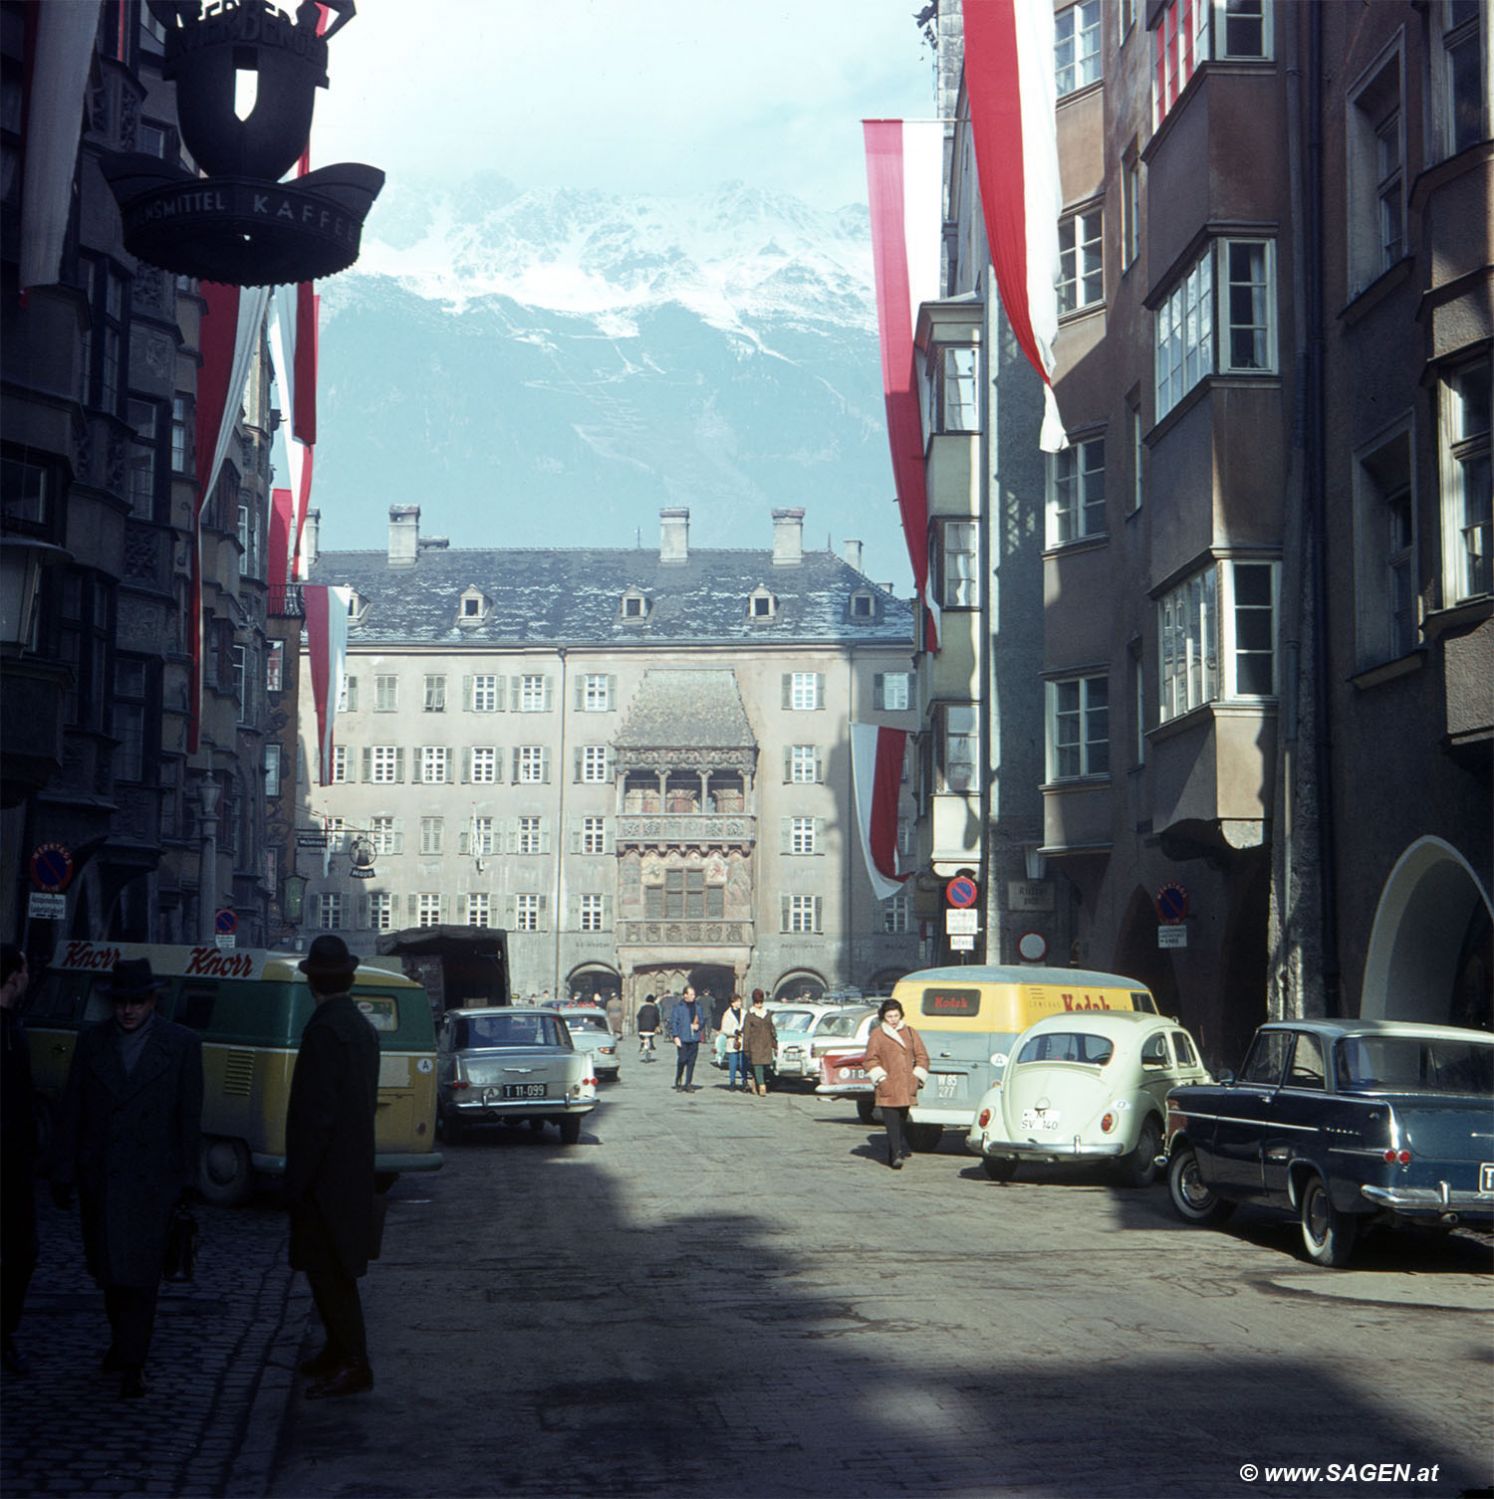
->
(1, 945, 37, 1375)
(742, 989, 777, 1097)
(719, 994, 750, 1091)
(670, 985, 706, 1092)
(50, 958, 203, 1398)
(605, 992, 625, 1036)
(285, 936, 380, 1399)
(861, 998, 930, 1170)
(635, 994, 661, 1061)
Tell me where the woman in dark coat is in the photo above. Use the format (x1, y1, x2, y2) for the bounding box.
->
(52, 958, 203, 1397)
(742, 989, 777, 1097)
(284, 936, 380, 1398)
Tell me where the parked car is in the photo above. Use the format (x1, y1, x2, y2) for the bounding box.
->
(437, 1007, 597, 1144)
(771, 1004, 859, 1085)
(556, 1006, 623, 1080)
(966, 1011, 1211, 1186)
(811, 1009, 882, 1119)
(1163, 1019, 1494, 1266)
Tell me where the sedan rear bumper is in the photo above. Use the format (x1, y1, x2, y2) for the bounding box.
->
(1359, 1184, 1494, 1220)
(450, 1098, 596, 1119)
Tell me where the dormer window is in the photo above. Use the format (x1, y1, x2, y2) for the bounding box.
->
(620, 588, 649, 621)
(458, 586, 491, 626)
(748, 586, 777, 621)
(849, 590, 878, 622)
(345, 590, 370, 629)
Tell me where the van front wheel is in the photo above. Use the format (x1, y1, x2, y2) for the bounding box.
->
(198, 1136, 254, 1207)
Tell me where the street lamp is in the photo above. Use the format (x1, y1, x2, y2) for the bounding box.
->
(0, 538, 68, 652)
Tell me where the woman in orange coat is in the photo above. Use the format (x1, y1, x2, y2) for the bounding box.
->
(861, 998, 930, 1170)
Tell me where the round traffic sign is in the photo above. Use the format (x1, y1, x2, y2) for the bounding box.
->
(29, 843, 74, 893)
(214, 907, 238, 935)
(1156, 883, 1189, 924)
(946, 876, 979, 909)
(1017, 931, 1048, 963)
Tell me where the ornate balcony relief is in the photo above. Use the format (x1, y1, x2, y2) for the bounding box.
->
(618, 920, 753, 947)
(615, 813, 756, 849)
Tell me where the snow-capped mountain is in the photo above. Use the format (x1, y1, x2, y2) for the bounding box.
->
(309, 177, 908, 587)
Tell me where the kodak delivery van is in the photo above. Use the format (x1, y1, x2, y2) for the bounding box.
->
(27, 941, 442, 1204)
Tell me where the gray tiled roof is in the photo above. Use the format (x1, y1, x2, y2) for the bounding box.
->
(615, 670, 757, 750)
(306, 547, 913, 646)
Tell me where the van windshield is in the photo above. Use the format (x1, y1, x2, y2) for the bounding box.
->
(1016, 1032, 1115, 1067)
(454, 1014, 565, 1049)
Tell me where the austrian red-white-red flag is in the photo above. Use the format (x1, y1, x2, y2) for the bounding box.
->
(862, 119, 945, 649)
(303, 584, 351, 786)
(962, 0, 1068, 452)
(851, 722, 911, 902)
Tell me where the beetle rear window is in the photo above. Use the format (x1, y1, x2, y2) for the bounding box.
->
(1016, 1032, 1115, 1066)
(1336, 1036, 1494, 1095)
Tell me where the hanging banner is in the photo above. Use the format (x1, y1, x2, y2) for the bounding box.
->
(268, 486, 294, 593)
(850, 722, 911, 903)
(962, 0, 1068, 452)
(304, 584, 350, 786)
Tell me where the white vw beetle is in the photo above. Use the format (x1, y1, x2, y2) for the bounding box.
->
(966, 1011, 1211, 1186)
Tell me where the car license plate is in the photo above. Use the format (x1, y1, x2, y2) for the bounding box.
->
(1481, 1162, 1494, 1193)
(502, 1083, 547, 1099)
(1020, 1109, 1061, 1131)
(935, 1072, 961, 1099)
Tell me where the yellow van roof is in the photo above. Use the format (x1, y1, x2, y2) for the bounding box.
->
(48, 940, 418, 988)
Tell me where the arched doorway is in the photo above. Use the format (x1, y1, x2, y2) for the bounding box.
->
(689, 964, 735, 1024)
(567, 964, 620, 1004)
(1361, 838, 1493, 1028)
(772, 970, 827, 1003)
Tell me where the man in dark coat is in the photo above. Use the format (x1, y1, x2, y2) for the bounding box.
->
(52, 958, 203, 1399)
(285, 935, 380, 1399)
(1, 945, 37, 1374)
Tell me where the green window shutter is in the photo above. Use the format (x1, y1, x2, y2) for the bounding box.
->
(540, 748, 551, 784)
(346, 676, 358, 712)
(406, 893, 418, 919)
(539, 824, 552, 855)
(602, 818, 614, 855)
(780, 818, 792, 854)
(393, 823, 405, 855)
(873, 673, 885, 710)
(814, 896, 823, 932)
(361, 747, 371, 782)
(504, 823, 518, 855)
(814, 672, 825, 709)
(814, 818, 826, 853)
(570, 822, 582, 855)
(494, 746, 504, 783)
(605, 746, 615, 781)
(813, 748, 823, 783)
(574, 676, 586, 711)
(510, 675, 522, 710)
(781, 674, 792, 709)
(412, 749, 424, 785)
(780, 895, 791, 933)
(606, 675, 617, 709)
(462, 675, 473, 711)
(573, 748, 583, 783)
(461, 747, 471, 783)
(542, 676, 554, 712)
(537, 894, 549, 932)
(601, 895, 611, 929)
(459, 829, 469, 856)
(394, 748, 406, 783)
(356, 894, 370, 930)
(511, 748, 520, 781)
(782, 748, 792, 783)
(495, 676, 507, 712)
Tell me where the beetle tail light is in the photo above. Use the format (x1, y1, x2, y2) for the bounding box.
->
(977, 1108, 992, 1129)
(1100, 1111, 1116, 1134)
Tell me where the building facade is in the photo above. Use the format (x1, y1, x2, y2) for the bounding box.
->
(1, 1, 280, 955)
(297, 506, 922, 1007)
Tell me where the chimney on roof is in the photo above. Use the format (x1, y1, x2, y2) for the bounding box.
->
(301, 508, 320, 570)
(660, 506, 690, 565)
(388, 505, 420, 568)
(843, 539, 864, 573)
(772, 507, 804, 566)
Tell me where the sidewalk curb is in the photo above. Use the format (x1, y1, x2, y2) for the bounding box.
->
(223, 1278, 313, 1498)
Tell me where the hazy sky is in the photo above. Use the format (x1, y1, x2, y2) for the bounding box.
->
(311, 0, 936, 206)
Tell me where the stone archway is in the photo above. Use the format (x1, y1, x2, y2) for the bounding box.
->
(772, 969, 827, 1003)
(1361, 838, 1493, 1027)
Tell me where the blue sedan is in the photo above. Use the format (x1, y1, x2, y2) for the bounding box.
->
(1163, 1019, 1493, 1266)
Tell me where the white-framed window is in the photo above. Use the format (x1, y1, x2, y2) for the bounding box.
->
(316, 893, 344, 930)
(938, 704, 979, 793)
(786, 671, 822, 711)
(748, 588, 776, 620)
(416, 894, 441, 929)
(1158, 559, 1279, 721)
(375, 674, 398, 712)
(620, 591, 648, 620)
(330, 746, 350, 784)
(579, 894, 605, 932)
(1055, 0, 1102, 97)
(579, 745, 609, 783)
(470, 674, 501, 713)
(1153, 0, 1271, 129)
(789, 817, 818, 855)
(1354, 425, 1418, 667)
(1048, 436, 1106, 545)
(515, 893, 542, 932)
(1221, 239, 1275, 373)
(368, 745, 401, 784)
(1441, 359, 1491, 603)
(370, 815, 401, 855)
(466, 892, 491, 929)
(1122, 156, 1141, 269)
(471, 817, 496, 857)
(263, 743, 282, 797)
(370, 892, 394, 933)
(266, 640, 284, 693)
(516, 746, 548, 783)
(1217, 0, 1269, 59)
(470, 746, 498, 784)
(1442, 0, 1485, 158)
(935, 345, 980, 433)
(424, 675, 446, 712)
(518, 674, 549, 712)
(874, 672, 912, 712)
(338, 675, 357, 713)
(788, 745, 821, 784)
(938, 520, 980, 608)
(419, 745, 450, 784)
(517, 816, 542, 855)
(1155, 245, 1213, 419)
(1047, 674, 1111, 781)
(420, 817, 444, 856)
(581, 815, 606, 855)
(781, 894, 823, 935)
(1058, 209, 1103, 315)
(882, 892, 911, 933)
(580, 673, 613, 711)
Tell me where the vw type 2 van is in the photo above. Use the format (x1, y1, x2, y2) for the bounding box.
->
(888, 965, 1158, 1151)
(27, 941, 442, 1204)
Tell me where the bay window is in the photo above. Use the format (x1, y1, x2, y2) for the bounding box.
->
(1047, 437, 1106, 545)
(1157, 559, 1278, 722)
(1047, 673, 1110, 780)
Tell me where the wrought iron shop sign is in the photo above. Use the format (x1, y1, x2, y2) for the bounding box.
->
(103, 1, 382, 286)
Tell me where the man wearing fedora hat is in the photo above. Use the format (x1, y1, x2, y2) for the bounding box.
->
(284, 935, 380, 1399)
(52, 957, 203, 1399)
